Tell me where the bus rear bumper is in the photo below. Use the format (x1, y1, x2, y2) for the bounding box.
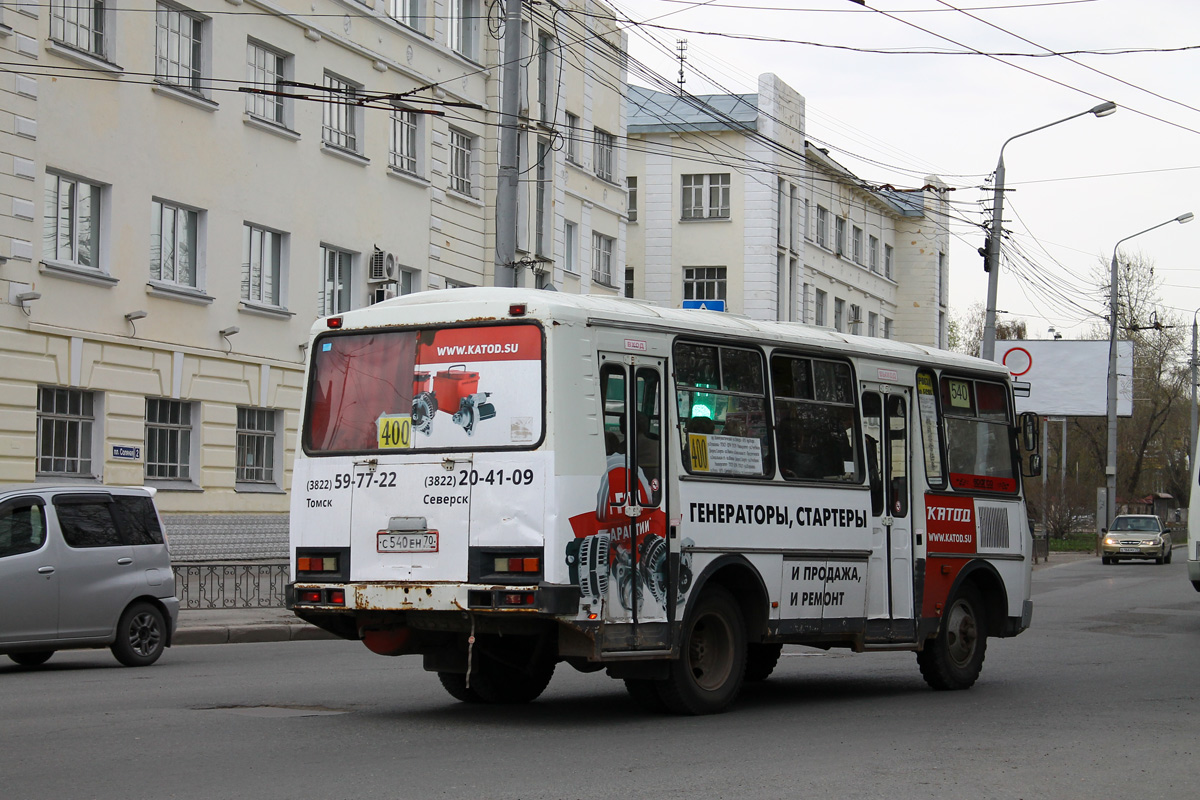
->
(287, 581, 579, 616)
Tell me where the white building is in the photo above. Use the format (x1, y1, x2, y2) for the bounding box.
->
(0, 0, 626, 559)
(626, 74, 950, 347)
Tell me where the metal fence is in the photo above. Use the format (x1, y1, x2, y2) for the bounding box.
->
(172, 563, 289, 609)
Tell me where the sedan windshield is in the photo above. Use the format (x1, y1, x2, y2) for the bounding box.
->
(1110, 517, 1160, 532)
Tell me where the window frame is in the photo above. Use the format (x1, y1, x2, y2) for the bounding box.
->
(144, 397, 195, 483)
(319, 244, 354, 316)
(388, 0, 421, 31)
(564, 112, 579, 163)
(245, 39, 291, 128)
(852, 225, 863, 264)
(322, 71, 363, 154)
(242, 222, 286, 308)
(44, 171, 105, 271)
(626, 176, 638, 222)
(236, 406, 280, 488)
(592, 232, 615, 286)
(770, 352, 861, 484)
(815, 205, 828, 249)
(151, 198, 203, 291)
(448, 0, 480, 61)
(593, 127, 615, 183)
(674, 340, 775, 480)
(389, 105, 422, 176)
(155, 2, 209, 97)
(884, 244, 894, 279)
(50, 0, 111, 61)
(681, 173, 731, 220)
(814, 288, 827, 327)
(448, 127, 476, 197)
(36, 386, 97, 478)
(937, 373, 1020, 495)
(683, 266, 727, 304)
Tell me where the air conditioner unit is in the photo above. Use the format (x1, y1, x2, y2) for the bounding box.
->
(371, 283, 398, 305)
(368, 249, 397, 283)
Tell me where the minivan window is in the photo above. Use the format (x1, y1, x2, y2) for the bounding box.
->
(112, 495, 165, 545)
(0, 501, 46, 558)
(55, 499, 123, 548)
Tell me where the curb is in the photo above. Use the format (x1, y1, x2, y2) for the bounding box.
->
(174, 624, 337, 646)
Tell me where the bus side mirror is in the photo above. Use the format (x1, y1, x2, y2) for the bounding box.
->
(1023, 453, 1042, 478)
(1020, 412, 1039, 452)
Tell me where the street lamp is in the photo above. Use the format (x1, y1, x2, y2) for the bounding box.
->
(981, 101, 1117, 361)
(1104, 212, 1194, 528)
(1191, 308, 1200, 474)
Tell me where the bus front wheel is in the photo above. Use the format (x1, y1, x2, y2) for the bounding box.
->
(658, 585, 746, 714)
(917, 584, 988, 691)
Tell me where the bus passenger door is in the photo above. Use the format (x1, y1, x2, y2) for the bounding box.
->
(596, 353, 669, 647)
(861, 385, 914, 639)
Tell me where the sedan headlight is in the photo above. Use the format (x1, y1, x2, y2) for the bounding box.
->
(1104, 537, 1118, 546)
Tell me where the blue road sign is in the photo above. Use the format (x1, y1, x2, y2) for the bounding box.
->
(681, 300, 726, 312)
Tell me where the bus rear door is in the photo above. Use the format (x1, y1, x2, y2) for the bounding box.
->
(861, 384, 915, 640)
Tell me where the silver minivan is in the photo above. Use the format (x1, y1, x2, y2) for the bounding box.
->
(0, 485, 179, 667)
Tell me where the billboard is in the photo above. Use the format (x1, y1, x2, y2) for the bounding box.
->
(993, 340, 1133, 417)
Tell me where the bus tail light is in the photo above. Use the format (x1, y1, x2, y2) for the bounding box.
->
(297, 589, 323, 604)
(509, 303, 526, 317)
(327, 317, 343, 329)
(297, 555, 339, 573)
(494, 556, 540, 574)
(501, 593, 536, 607)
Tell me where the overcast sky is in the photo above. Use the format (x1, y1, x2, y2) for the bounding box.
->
(617, 0, 1200, 344)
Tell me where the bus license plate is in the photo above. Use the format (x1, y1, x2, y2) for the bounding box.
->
(377, 532, 438, 553)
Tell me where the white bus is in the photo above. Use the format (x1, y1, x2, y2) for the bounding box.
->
(288, 288, 1039, 714)
(1189, 431, 1200, 591)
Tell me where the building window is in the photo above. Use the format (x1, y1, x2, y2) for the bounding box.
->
(145, 398, 192, 481)
(883, 317, 893, 339)
(448, 0, 479, 61)
(849, 304, 862, 335)
(44, 172, 103, 269)
(815, 205, 828, 249)
(536, 31, 553, 122)
(320, 245, 352, 316)
(789, 185, 800, 251)
(155, 3, 206, 94)
(627, 177, 638, 222)
(242, 223, 283, 306)
(390, 107, 419, 175)
(868, 312, 878, 337)
(592, 233, 614, 285)
(564, 221, 577, 273)
(834, 297, 845, 332)
(246, 40, 288, 126)
(237, 407, 277, 485)
(50, 0, 108, 59)
(869, 235, 879, 273)
(835, 217, 846, 257)
(681, 173, 730, 220)
(151, 199, 199, 288)
(683, 266, 727, 303)
(804, 200, 812, 241)
(322, 72, 362, 153)
(625, 267, 634, 298)
(594, 128, 614, 182)
(814, 289, 827, 326)
(449, 128, 475, 196)
(852, 226, 863, 265)
(535, 137, 550, 256)
(37, 387, 94, 476)
(564, 113, 579, 163)
(885, 244, 894, 279)
(388, 0, 419, 30)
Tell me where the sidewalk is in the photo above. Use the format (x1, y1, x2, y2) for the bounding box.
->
(172, 550, 1104, 646)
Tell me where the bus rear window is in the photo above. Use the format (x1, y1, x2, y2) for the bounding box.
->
(304, 323, 543, 454)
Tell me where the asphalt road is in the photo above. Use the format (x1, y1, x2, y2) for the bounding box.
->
(2, 557, 1197, 800)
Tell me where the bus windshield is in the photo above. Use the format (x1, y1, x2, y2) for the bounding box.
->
(303, 323, 543, 454)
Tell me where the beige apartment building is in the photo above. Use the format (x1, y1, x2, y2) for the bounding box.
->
(625, 73, 950, 347)
(0, 0, 626, 559)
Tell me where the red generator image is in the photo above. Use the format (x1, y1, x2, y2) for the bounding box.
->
(433, 365, 479, 412)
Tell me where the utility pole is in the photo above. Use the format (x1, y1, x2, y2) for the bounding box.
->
(494, 0, 523, 288)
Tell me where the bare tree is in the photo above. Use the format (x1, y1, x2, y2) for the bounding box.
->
(949, 301, 1027, 357)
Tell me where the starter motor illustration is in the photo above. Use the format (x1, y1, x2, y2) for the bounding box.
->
(410, 365, 496, 436)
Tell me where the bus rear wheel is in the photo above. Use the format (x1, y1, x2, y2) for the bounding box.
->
(658, 585, 746, 714)
(442, 634, 556, 705)
(918, 584, 988, 691)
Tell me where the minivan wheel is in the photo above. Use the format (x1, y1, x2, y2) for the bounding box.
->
(111, 602, 166, 667)
(8, 650, 54, 667)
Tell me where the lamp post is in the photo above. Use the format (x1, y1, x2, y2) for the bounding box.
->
(981, 101, 1117, 360)
(1104, 212, 1194, 528)
(1191, 308, 1199, 472)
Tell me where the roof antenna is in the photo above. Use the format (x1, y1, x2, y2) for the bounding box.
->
(676, 39, 687, 95)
